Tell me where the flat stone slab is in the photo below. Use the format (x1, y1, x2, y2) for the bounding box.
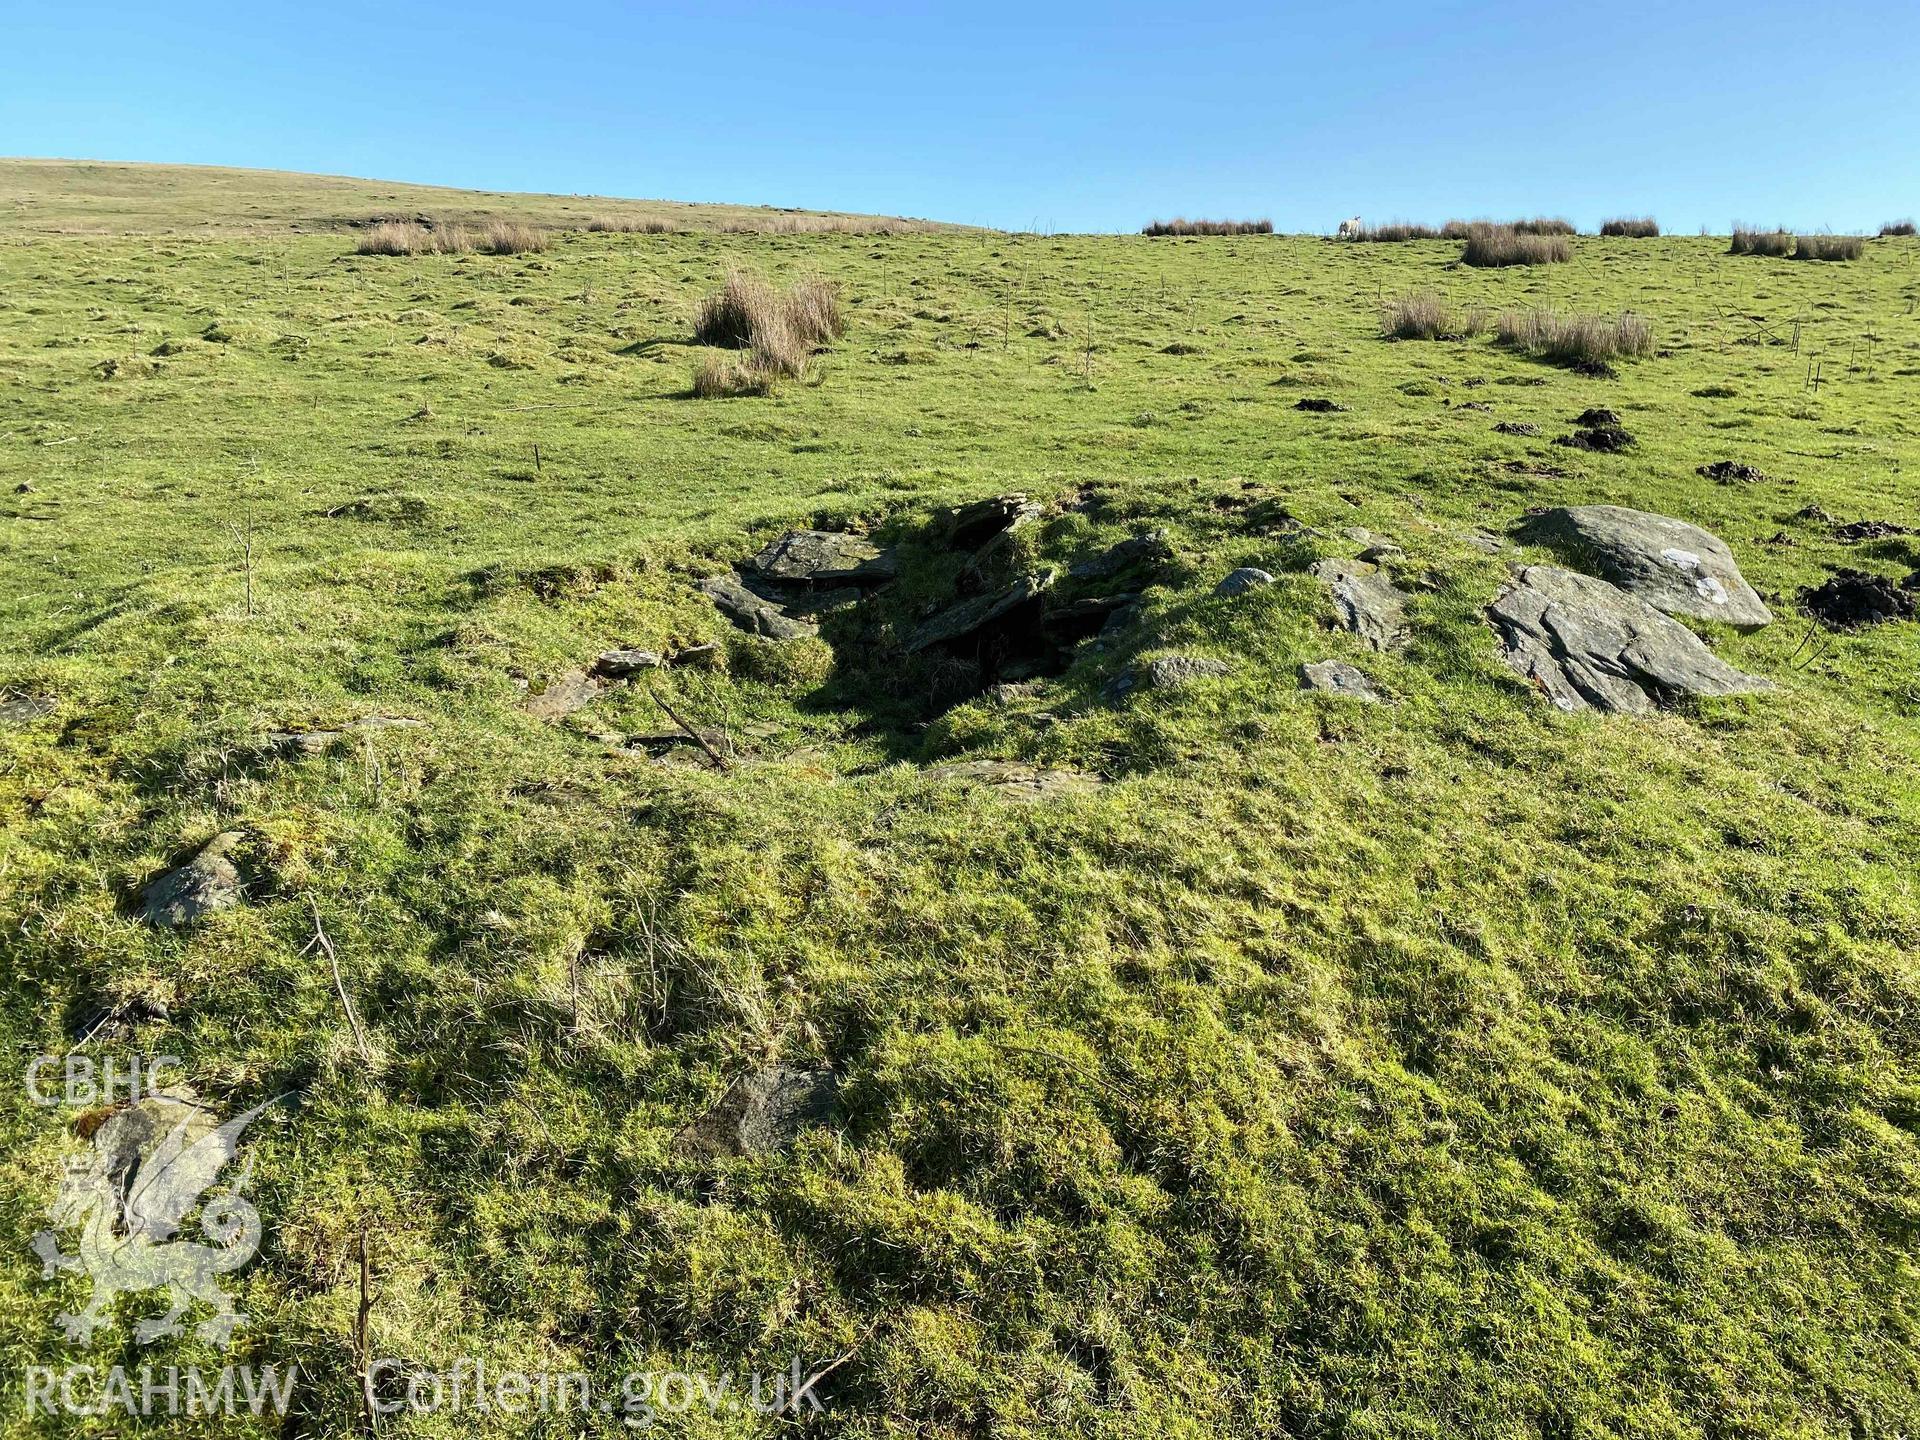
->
(1214, 567, 1275, 597)
(593, 649, 664, 677)
(1069, 530, 1172, 582)
(0, 692, 58, 727)
(1301, 660, 1380, 702)
(1309, 559, 1410, 652)
(677, 1065, 838, 1158)
(1521, 505, 1772, 630)
(525, 668, 604, 721)
(751, 530, 896, 584)
(906, 570, 1054, 653)
(932, 494, 1040, 551)
(141, 832, 246, 928)
(1488, 565, 1774, 715)
(923, 759, 1104, 801)
(701, 573, 817, 641)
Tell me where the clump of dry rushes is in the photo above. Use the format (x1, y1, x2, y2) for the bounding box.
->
(1791, 233, 1865, 261)
(1495, 307, 1654, 372)
(586, 216, 676, 234)
(1380, 290, 1487, 341)
(1460, 224, 1571, 267)
(1729, 225, 1795, 256)
(1510, 217, 1577, 236)
(1880, 220, 1917, 237)
(1349, 222, 1444, 242)
(356, 218, 545, 256)
(1599, 217, 1660, 237)
(1141, 218, 1273, 236)
(689, 270, 844, 396)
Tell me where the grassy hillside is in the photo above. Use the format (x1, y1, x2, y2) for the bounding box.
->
(0, 158, 968, 236)
(2, 185, 1918, 1437)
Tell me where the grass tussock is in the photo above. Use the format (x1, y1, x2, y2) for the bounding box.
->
(1495, 307, 1655, 369)
(586, 216, 676, 234)
(1600, 217, 1660, 238)
(1792, 233, 1865, 261)
(1730, 225, 1795, 256)
(356, 219, 544, 256)
(690, 270, 844, 394)
(1350, 222, 1444, 242)
(1880, 219, 1917, 237)
(1461, 225, 1572, 267)
(1510, 216, 1577, 236)
(1142, 218, 1274, 236)
(1380, 289, 1487, 340)
(478, 220, 547, 254)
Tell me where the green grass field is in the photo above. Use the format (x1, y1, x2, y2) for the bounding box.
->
(3, 165, 1918, 1437)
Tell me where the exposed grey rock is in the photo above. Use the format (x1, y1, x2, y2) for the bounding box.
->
(751, 530, 896, 584)
(525, 669, 604, 721)
(667, 642, 722, 668)
(1358, 543, 1404, 564)
(593, 649, 663, 677)
(923, 759, 1104, 801)
(1488, 565, 1774, 715)
(785, 586, 863, 617)
(141, 832, 246, 928)
(932, 494, 1040, 550)
(1069, 529, 1172, 582)
(263, 715, 425, 757)
(1309, 559, 1410, 651)
(1522, 505, 1772, 630)
(1341, 526, 1374, 544)
(1300, 660, 1380, 702)
(906, 570, 1054, 653)
(677, 1065, 838, 1158)
(1145, 655, 1232, 690)
(1214, 567, 1275, 597)
(0, 692, 57, 727)
(701, 573, 817, 641)
(1464, 531, 1507, 555)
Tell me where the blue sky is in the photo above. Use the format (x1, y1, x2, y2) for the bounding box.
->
(4, 0, 1916, 233)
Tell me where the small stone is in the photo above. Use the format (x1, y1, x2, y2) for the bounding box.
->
(525, 669, 604, 721)
(1358, 543, 1404, 564)
(141, 832, 246, 928)
(1069, 530, 1173, 582)
(1309, 559, 1410, 651)
(0, 692, 57, 727)
(751, 530, 896, 584)
(677, 1065, 838, 1158)
(1300, 660, 1380, 702)
(932, 495, 1040, 551)
(923, 759, 1104, 801)
(1144, 655, 1232, 690)
(1214, 567, 1275, 597)
(1341, 527, 1373, 544)
(701, 573, 817, 641)
(668, 643, 722, 668)
(593, 649, 663, 677)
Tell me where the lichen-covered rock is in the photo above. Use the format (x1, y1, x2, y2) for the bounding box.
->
(141, 832, 247, 928)
(701, 573, 818, 641)
(1488, 565, 1773, 714)
(751, 530, 896, 584)
(1214, 567, 1275, 597)
(1300, 660, 1379, 702)
(524, 668, 604, 721)
(1522, 505, 1771, 630)
(677, 1066, 838, 1158)
(1309, 559, 1410, 651)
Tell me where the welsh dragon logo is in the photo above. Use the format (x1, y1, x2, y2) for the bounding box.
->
(30, 1091, 275, 1347)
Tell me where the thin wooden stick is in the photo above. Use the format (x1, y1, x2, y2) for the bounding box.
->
(355, 1225, 378, 1438)
(645, 683, 731, 770)
(306, 896, 371, 1059)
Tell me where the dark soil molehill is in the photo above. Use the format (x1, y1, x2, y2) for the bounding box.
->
(1295, 398, 1348, 413)
(1556, 425, 1635, 453)
(1799, 569, 1916, 629)
(1574, 407, 1622, 427)
(1494, 421, 1539, 436)
(1834, 519, 1912, 543)
(1697, 460, 1769, 484)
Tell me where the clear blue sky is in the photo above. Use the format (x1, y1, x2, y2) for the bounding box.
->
(4, 0, 1916, 233)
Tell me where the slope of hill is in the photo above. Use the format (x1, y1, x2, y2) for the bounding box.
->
(1, 175, 1917, 1435)
(0, 157, 970, 235)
